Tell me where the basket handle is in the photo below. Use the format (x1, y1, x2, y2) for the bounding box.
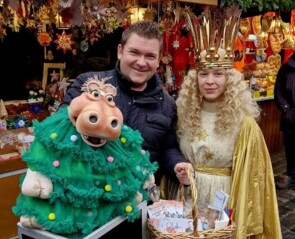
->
(179, 166, 199, 237)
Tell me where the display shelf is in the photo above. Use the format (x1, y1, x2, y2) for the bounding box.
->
(0, 156, 27, 239)
(4, 99, 43, 105)
(0, 128, 31, 175)
(17, 200, 148, 239)
(254, 96, 274, 102)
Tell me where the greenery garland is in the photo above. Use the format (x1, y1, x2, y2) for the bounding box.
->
(219, 0, 295, 12)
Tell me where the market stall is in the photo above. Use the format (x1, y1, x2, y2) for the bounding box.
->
(239, 10, 295, 153)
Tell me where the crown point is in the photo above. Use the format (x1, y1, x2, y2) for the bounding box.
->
(195, 55, 201, 62)
(209, 47, 215, 53)
(214, 54, 220, 61)
(226, 47, 232, 53)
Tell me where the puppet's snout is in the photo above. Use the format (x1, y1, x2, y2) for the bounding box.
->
(78, 109, 122, 140)
(87, 112, 120, 130)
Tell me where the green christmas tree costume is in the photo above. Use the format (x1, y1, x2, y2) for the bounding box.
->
(13, 107, 158, 235)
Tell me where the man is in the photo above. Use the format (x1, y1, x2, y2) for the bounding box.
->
(274, 52, 295, 189)
(62, 21, 192, 238)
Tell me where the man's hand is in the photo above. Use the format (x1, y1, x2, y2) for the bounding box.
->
(174, 162, 194, 185)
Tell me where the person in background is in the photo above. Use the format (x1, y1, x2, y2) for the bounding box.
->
(168, 6, 282, 239)
(62, 20, 192, 238)
(274, 52, 295, 189)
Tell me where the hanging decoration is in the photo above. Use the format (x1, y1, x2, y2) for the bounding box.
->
(292, 10, 295, 36)
(53, 30, 75, 54)
(170, 18, 190, 89)
(143, 3, 156, 21)
(172, 39, 180, 49)
(80, 40, 89, 52)
(240, 18, 251, 38)
(58, 77, 71, 97)
(47, 50, 54, 61)
(129, 7, 146, 23)
(252, 15, 262, 35)
(37, 32, 52, 59)
(36, 5, 51, 24)
(37, 32, 52, 47)
(59, 0, 74, 9)
(0, 99, 8, 119)
(0, 12, 7, 40)
(0, 1, 138, 50)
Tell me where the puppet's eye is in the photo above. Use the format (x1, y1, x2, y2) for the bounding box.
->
(90, 90, 100, 98)
(105, 94, 114, 102)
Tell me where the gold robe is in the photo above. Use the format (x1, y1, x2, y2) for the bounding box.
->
(230, 116, 282, 239)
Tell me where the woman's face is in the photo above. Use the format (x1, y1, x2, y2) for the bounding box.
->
(197, 68, 226, 102)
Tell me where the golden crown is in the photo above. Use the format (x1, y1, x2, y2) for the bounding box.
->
(184, 5, 241, 69)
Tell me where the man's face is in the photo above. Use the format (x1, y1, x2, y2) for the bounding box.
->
(117, 33, 160, 91)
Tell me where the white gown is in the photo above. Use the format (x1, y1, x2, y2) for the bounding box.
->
(168, 101, 240, 209)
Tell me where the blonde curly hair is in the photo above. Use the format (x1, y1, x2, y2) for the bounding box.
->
(176, 68, 260, 141)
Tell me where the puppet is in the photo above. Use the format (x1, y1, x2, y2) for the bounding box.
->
(13, 76, 157, 236)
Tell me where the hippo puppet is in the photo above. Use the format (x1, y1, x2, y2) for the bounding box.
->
(13, 76, 158, 236)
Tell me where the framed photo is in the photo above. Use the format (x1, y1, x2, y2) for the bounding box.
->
(42, 62, 66, 90)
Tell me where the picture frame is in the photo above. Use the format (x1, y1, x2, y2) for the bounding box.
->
(42, 62, 66, 90)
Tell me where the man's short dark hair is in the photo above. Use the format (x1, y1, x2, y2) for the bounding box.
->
(121, 21, 162, 50)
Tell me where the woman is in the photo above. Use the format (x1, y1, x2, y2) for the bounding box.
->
(169, 64, 282, 238)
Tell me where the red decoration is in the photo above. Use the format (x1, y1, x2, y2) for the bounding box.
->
(37, 32, 52, 47)
(171, 19, 190, 89)
(60, 8, 73, 25)
(53, 30, 75, 54)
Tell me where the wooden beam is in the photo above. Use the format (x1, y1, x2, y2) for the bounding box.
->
(177, 0, 217, 5)
(140, 0, 217, 5)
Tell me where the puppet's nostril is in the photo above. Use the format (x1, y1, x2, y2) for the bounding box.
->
(89, 115, 98, 123)
(111, 119, 118, 128)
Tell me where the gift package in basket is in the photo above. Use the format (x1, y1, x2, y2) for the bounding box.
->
(147, 169, 236, 239)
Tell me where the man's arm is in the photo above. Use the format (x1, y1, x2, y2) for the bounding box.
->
(158, 119, 191, 184)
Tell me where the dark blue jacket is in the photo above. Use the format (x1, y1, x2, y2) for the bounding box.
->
(62, 61, 188, 183)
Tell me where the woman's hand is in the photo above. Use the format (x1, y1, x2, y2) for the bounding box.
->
(174, 162, 194, 185)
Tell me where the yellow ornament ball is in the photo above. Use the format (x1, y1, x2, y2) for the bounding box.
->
(105, 185, 112, 192)
(48, 213, 56, 220)
(50, 133, 58, 139)
(120, 137, 127, 144)
(125, 205, 132, 213)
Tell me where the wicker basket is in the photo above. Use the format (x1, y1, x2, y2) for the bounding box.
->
(147, 167, 236, 239)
